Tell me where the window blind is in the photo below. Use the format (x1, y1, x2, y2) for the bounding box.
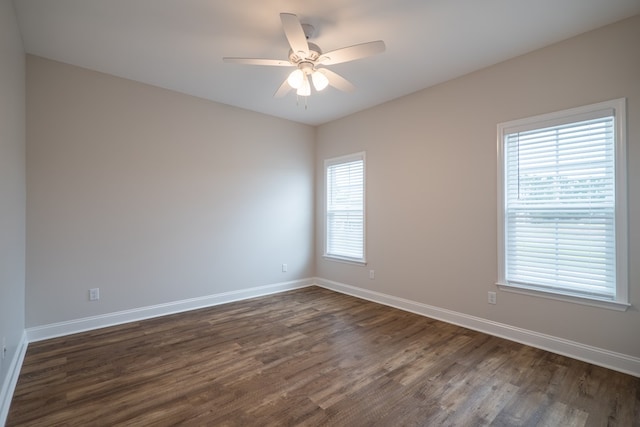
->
(326, 155, 364, 261)
(504, 114, 616, 299)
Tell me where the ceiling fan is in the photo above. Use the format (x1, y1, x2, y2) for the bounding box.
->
(223, 13, 385, 98)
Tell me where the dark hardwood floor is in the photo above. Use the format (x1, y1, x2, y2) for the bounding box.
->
(7, 286, 640, 426)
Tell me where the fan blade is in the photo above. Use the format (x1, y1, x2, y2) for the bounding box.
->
(280, 13, 309, 57)
(317, 68, 355, 92)
(274, 78, 292, 98)
(223, 57, 292, 67)
(318, 40, 385, 65)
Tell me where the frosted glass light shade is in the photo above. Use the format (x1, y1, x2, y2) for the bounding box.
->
(312, 71, 329, 91)
(297, 75, 311, 96)
(287, 69, 304, 89)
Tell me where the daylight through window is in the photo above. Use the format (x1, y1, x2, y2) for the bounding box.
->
(325, 152, 365, 263)
(497, 99, 628, 308)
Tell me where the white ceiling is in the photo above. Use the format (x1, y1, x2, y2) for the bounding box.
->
(13, 0, 640, 126)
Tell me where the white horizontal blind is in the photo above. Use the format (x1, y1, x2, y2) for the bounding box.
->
(326, 154, 365, 261)
(504, 114, 616, 299)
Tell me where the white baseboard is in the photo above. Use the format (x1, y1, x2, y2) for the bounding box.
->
(314, 278, 640, 378)
(15, 276, 640, 388)
(0, 331, 28, 427)
(27, 278, 315, 342)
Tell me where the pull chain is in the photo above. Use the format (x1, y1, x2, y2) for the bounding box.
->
(295, 95, 309, 110)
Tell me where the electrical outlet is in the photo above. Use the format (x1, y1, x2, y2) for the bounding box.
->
(282, 264, 288, 272)
(488, 291, 497, 305)
(89, 288, 100, 301)
(369, 270, 375, 279)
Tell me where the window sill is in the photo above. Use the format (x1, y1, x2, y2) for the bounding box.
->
(323, 255, 367, 266)
(496, 282, 630, 312)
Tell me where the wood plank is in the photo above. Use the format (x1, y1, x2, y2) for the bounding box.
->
(7, 287, 640, 426)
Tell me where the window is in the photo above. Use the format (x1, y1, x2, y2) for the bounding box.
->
(324, 152, 366, 264)
(497, 99, 628, 310)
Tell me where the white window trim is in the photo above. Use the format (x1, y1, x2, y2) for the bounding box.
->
(496, 98, 629, 311)
(323, 152, 367, 266)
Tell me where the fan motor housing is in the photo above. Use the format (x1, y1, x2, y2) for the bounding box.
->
(289, 42, 322, 64)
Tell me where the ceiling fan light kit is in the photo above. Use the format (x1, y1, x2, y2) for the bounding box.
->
(287, 61, 328, 94)
(223, 13, 385, 105)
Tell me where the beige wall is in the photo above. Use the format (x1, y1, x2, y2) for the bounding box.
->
(19, 11, 640, 364)
(316, 15, 640, 358)
(26, 56, 315, 326)
(0, 0, 26, 393)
